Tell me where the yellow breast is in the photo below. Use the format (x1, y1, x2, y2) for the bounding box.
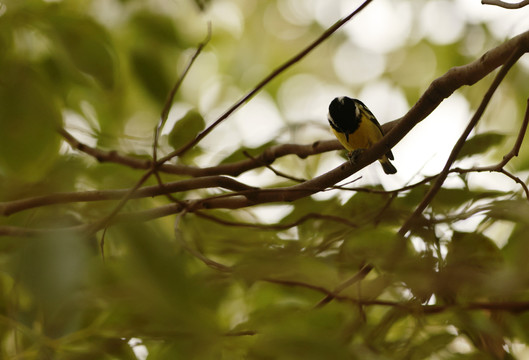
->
(332, 118, 383, 152)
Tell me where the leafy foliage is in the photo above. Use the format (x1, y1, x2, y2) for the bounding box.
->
(1, 0, 529, 359)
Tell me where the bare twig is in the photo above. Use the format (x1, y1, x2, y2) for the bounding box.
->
(500, 98, 529, 163)
(151, 24, 212, 206)
(153, 22, 212, 162)
(482, 0, 529, 9)
(174, 211, 231, 272)
(195, 211, 358, 230)
(263, 276, 529, 313)
(449, 100, 529, 200)
(314, 264, 373, 308)
(161, 0, 374, 160)
(242, 150, 306, 183)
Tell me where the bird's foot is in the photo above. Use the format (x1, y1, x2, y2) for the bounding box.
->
(347, 149, 365, 165)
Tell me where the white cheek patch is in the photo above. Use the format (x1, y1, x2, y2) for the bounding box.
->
(355, 105, 360, 119)
(327, 113, 336, 128)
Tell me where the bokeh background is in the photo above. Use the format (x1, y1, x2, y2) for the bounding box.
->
(2, 0, 529, 359)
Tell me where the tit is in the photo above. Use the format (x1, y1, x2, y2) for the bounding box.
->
(328, 96, 397, 175)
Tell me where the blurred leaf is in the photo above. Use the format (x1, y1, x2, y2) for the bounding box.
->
(130, 46, 173, 104)
(446, 231, 503, 271)
(131, 12, 180, 45)
(247, 305, 353, 360)
(431, 188, 503, 212)
(439, 231, 504, 300)
(407, 333, 456, 360)
(502, 224, 529, 285)
(219, 140, 278, 164)
(340, 227, 398, 269)
(485, 199, 529, 224)
(0, 64, 61, 180)
(168, 109, 206, 150)
(233, 248, 339, 289)
(52, 16, 116, 89)
(365, 307, 409, 346)
(17, 229, 93, 338)
(394, 252, 437, 302)
(193, 0, 212, 11)
(457, 132, 505, 160)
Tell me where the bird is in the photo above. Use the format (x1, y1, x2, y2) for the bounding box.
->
(327, 96, 397, 175)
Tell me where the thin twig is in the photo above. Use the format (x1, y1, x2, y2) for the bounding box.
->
(482, 0, 529, 9)
(263, 276, 529, 313)
(501, 98, 529, 162)
(151, 24, 212, 205)
(314, 264, 373, 308)
(161, 0, 374, 160)
(174, 211, 232, 272)
(153, 23, 212, 162)
(242, 150, 306, 183)
(398, 48, 523, 237)
(195, 211, 358, 230)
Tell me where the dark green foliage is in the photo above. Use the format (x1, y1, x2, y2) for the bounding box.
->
(168, 109, 206, 150)
(457, 132, 505, 160)
(2, 0, 529, 359)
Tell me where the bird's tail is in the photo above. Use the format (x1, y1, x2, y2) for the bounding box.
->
(379, 156, 397, 175)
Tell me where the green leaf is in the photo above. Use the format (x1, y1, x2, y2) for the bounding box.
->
(131, 12, 180, 46)
(431, 188, 503, 212)
(130, 47, 173, 104)
(457, 132, 505, 160)
(52, 16, 116, 89)
(440, 231, 504, 300)
(446, 231, 503, 270)
(167, 109, 206, 150)
(0, 64, 61, 181)
(485, 199, 529, 225)
(408, 333, 456, 360)
(340, 227, 398, 269)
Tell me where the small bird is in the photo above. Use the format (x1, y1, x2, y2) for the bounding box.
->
(328, 96, 397, 174)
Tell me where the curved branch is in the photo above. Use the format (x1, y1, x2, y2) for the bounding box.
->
(482, 0, 529, 9)
(194, 211, 358, 230)
(59, 128, 343, 177)
(0, 176, 256, 216)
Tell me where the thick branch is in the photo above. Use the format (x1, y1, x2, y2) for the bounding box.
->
(0, 176, 256, 216)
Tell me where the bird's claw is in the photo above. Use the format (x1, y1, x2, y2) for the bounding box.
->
(347, 149, 365, 165)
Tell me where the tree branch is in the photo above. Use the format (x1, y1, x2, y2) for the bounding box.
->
(398, 47, 524, 236)
(482, 0, 529, 9)
(7, 31, 529, 236)
(59, 127, 343, 177)
(194, 211, 358, 230)
(0, 176, 256, 216)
